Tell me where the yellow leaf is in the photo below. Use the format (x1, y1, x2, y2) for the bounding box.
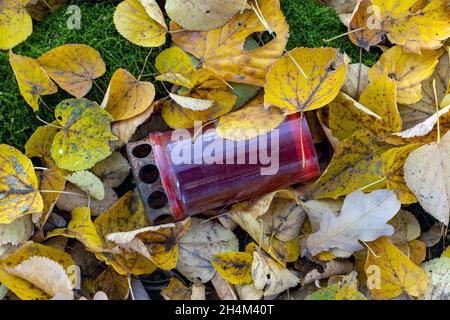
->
(216, 93, 285, 141)
(368, 46, 443, 105)
(166, 0, 246, 31)
(66, 171, 105, 201)
(169, 93, 214, 111)
(359, 73, 402, 132)
(161, 277, 191, 300)
(37, 44, 106, 98)
(94, 269, 129, 300)
(265, 47, 348, 114)
(24, 124, 58, 167)
(310, 131, 390, 199)
(155, 46, 197, 88)
(33, 167, 66, 228)
(138, 0, 167, 28)
(0, 1, 33, 50)
(0, 144, 43, 224)
(101, 68, 155, 121)
(211, 252, 253, 285)
(381, 144, 420, 204)
(9, 51, 57, 111)
(114, 0, 166, 47)
(0, 242, 76, 300)
(106, 218, 191, 270)
(94, 191, 156, 275)
(46, 207, 105, 253)
(442, 246, 450, 258)
(306, 272, 367, 300)
(372, 0, 450, 53)
(171, 0, 288, 87)
(51, 99, 117, 171)
(365, 237, 428, 300)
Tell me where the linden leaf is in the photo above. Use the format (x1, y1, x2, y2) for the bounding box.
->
(306, 189, 400, 257)
(404, 130, 450, 225)
(310, 130, 391, 199)
(114, 0, 167, 48)
(101, 68, 155, 121)
(165, 0, 246, 31)
(91, 152, 130, 188)
(155, 46, 197, 88)
(252, 250, 299, 297)
(389, 210, 421, 244)
(211, 252, 253, 285)
(9, 51, 57, 111)
(368, 46, 443, 105)
(0, 216, 33, 246)
(0, 242, 76, 300)
(0, 144, 43, 224)
(161, 278, 192, 300)
(422, 257, 450, 300)
(37, 44, 106, 98)
(365, 237, 428, 300)
(138, 0, 166, 28)
(177, 217, 239, 283)
(46, 207, 105, 253)
(66, 171, 105, 201)
(381, 144, 420, 204)
(51, 99, 117, 172)
(33, 167, 66, 228)
(216, 93, 285, 141)
(373, 0, 450, 54)
(0, 1, 33, 50)
(94, 191, 156, 276)
(172, 0, 288, 87)
(106, 218, 191, 270)
(265, 47, 348, 114)
(25, 124, 58, 167)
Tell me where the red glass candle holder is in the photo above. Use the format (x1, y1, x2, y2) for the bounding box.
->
(127, 114, 320, 223)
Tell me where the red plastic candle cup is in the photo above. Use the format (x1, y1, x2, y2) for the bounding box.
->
(139, 113, 320, 221)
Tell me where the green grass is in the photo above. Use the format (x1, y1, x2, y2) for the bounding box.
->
(0, 0, 164, 150)
(0, 0, 380, 150)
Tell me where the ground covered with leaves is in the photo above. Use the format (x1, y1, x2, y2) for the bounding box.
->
(0, 0, 449, 301)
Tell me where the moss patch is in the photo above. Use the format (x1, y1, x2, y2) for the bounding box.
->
(281, 0, 380, 65)
(0, 0, 164, 150)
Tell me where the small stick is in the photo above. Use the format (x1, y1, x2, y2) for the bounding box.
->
(323, 27, 367, 42)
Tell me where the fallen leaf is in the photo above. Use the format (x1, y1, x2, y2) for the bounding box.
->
(211, 272, 238, 300)
(155, 46, 197, 88)
(172, 0, 288, 87)
(37, 44, 106, 98)
(211, 252, 253, 285)
(114, 0, 166, 47)
(306, 272, 366, 300)
(0, 0, 33, 50)
(265, 47, 348, 114)
(24, 124, 58, 167)
(0, 216, 33, 246)
(9, 51, 57, 111)
(177, 217, 239, 283)
(138, 0, 167, 28)
(341, 63, 369, 99)
(389, 210, 421, 244)
(91, 152, 131, 188)
(94, 269, 129, 300)
(169, 93, 214, 111)
(365, 236, 428, 300)
(404, 130, 450, 225)
(101, 68, 155, 121)
(66, 171, 105, 201)
(306, 189, 400, 257)
(51, 98, 117, 171)
(161, 277, 192, 300)
(0, 144, 43, 224)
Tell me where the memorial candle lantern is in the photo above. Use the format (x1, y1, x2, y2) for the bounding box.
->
(127, 113, 320, 223)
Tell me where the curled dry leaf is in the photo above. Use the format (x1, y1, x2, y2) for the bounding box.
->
(211, 273, 238, 300)
(166, 0, 246, 31)
(114, 0, 167, 47)
(306, 189, 400, 257)
(101, 68, 155, 121)
(106, 218, 191, 270)
(172, 0, 288, 87)
(365, 237, 428, 300)
(252, 250, 299, 297)
(265, 47, 348, 114)
(341, 63, 369, 99)
(404, 130, 450, 225)
(37, 44, 106, 98)
(177, 217, 239, 283)
(51, 99, 117, 171)
(0, 144, 43, 224)
(94, 269, 129, 300)
(161, 278, 192, 300)
(295, 256, 353, 286)
(91, 152, 131, 188)
(169, 93, 214, 111)
(9, 51, 57, 111)
(138, 0, 167, 28)
(0, 0, 33, 50)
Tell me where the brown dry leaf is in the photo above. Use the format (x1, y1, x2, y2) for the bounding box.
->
(94, 269, 129, 300)
(37, 44, 106, 98)
(9, 51, 57, 111)
(91, 152, 131, 188)
(161, 277, 192, 300)
(171, 0, 288, 87)
(295, 256, 353, 286)
(101, 68, 155, 121)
